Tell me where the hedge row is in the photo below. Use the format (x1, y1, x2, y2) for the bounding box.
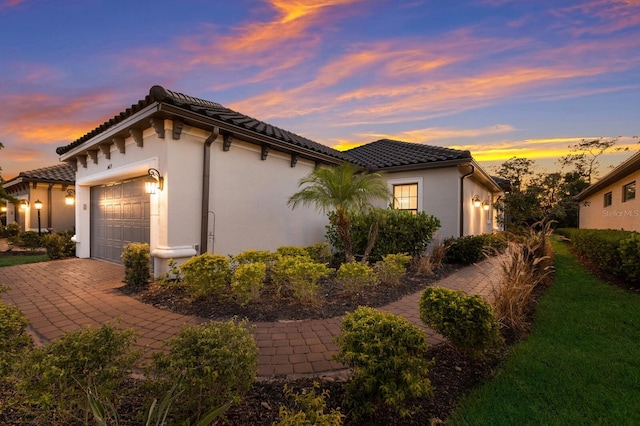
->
(556, 228, 640, 284)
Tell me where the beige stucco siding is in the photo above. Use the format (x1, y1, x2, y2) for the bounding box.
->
(382, 167, 496, 241)
(579, 169, 640, 232)
(208, 137, 326, 255)
(71, 119, 327, 274)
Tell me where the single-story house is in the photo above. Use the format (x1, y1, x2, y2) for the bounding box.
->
(2, 163, 76, 233)
(575, 150, 640, 232)
(56, 85, 503, 274)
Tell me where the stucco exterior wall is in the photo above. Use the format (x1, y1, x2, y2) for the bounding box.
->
(208, 136, 327, 256)
(579, 170, 640, 232)
(71, 119, 328, 275)
(381, 167, 496, 242)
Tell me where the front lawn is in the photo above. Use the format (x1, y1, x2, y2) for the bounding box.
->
(448, 238, 640, 424)
(0, 254, 49, 268)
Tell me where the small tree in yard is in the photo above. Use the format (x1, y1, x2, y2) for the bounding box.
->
(288, 163, 391, 263)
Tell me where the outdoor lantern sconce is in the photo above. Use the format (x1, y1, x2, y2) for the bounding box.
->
(145, 168, 164, 194)
(65, 189, 76, 205)
(0, 206, 6, 213)
(472, 195, 482, 208)
(483, 201, 490, 211)
(20, 200, 29, 210)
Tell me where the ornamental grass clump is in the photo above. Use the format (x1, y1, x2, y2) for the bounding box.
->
(419, 286, 503, 359)
(334, 306, 433, 418)
(491, 242, 553, 338)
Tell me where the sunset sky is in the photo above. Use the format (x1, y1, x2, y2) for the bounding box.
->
(1, 0, 639, 180)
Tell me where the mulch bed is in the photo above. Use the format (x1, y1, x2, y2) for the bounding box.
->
(127, 264, 461, 322)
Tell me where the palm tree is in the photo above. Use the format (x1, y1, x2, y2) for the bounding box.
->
(288, 162, 391, 263)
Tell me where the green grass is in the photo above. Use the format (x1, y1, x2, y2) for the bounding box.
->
(0, 254, 49, 267)
(448, 238, 640, 425)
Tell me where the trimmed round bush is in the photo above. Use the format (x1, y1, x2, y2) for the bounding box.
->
(419, 286, 503, 358)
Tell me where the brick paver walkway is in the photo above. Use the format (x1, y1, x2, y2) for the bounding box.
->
(0, 254, 502, 379)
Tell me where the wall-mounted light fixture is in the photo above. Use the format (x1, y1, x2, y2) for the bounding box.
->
(65, 189, 76, 205)
(482, 201, 490, 211)
(145, 168, 164, 195)
(1, 206, 7, 213)
(472, 195, 482, 208)
(20, 200, 29, 210)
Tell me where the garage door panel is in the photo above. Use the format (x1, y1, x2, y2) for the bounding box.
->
(91, 177, 151, 264)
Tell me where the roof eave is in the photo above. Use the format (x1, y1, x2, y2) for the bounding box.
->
(368, 157, 472, 173)
(575, 151, 640, 201)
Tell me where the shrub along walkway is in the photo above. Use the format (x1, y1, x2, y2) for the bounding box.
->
(0, 256, 501, 379)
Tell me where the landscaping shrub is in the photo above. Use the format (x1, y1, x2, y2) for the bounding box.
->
(120, 242, 151, 290)
(2, 221, 20, 238)
(419, 286, 503, 358)
(334, 306, 433, 418)
(276, 245, 311, 259)
(557, 228, 634, 280)
(272, 256, 333, 303)
(275, 382, 344, 426)
(151, 319, 258, 423)
(231, 262, 267, 306)
(17, 322, 139, 424)
(41, 231, 75, 259)
(231, 249, 276, 267)
(0, 289, 32, 378)
(443, 235, 486, 264)
(374, 253, 411, 286)
(336, 261, 376, 293)
(326, 209, 440, 262)
(304, 242, 333, 264)
(180, 253, 231, 298)
(18, 231, 41, 252)
(618, 234, 640, 284)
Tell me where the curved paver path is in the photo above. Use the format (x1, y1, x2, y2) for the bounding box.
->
(0, 256, 502, 379)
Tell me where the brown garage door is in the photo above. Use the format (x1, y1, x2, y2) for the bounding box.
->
(90, 177, 150, 263)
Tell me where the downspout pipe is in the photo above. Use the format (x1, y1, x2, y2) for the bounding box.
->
(459, 165, 475, 237)
(200, 128, 220, 254)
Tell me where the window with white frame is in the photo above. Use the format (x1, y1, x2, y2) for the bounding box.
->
(393, 183, 418, 213)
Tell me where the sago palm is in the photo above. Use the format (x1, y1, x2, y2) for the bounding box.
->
(288, 162, 391, 262)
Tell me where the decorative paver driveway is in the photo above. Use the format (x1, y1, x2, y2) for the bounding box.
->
(0, 256, 502, 379)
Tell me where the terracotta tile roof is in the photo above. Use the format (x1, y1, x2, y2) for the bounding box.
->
(343, 139, 472, 170)
(56, 85, 352, 162)
(6, 163, 75, 184)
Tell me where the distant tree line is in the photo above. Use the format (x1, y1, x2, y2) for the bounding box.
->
(494, 138, 633, 229)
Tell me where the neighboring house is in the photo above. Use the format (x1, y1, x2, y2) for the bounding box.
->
(575, 150, 640, 232)
(2, 163, 76, 233)
(55, 85, 503, 274)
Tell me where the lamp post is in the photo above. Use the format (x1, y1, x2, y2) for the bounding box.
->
(34, 200, 43, 236)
